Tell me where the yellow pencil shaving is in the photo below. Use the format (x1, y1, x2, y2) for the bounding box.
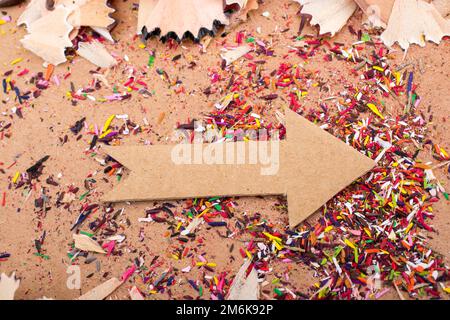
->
(102, 115, 115, 133)
(196, 262, 206, 266)
(263, 232, 282, 243)
(245, 249, 252, 260)
(394, 72, 401, 85)
(405, 222, 413, 234)
(197, 208, 209, 218)
(367, 103, 384, 119)
(324, 226, 333, 232)
(206, 262, 216, 268)
(344, 238, 357, 250)
(10, 58, 22, 65)
(5, 77, 11, 92)
(273, 240, 283, 251)
(364, 135, 370, 146)
(12, 171, 20, 183)
(373, 66, 384, 72)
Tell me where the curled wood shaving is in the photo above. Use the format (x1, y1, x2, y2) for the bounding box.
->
(227, 259, 260, 300)
(137, 0, 228, 39)
(77, 40, 117, 68)
(380, 0, 450, 50)
(293, 0, 357, 36)
(20, 6, 73, 65)
(17, 0, 49, 29)
(220, 45, 253, 66)
(0, 272, 20, 300)
(77, 277, 122, 300)
(73, 233, 106, 254)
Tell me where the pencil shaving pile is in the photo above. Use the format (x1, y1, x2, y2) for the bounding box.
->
(294, 0, 450, 50)
(17, 0, 117, 67)
(137, 0, 259, 40)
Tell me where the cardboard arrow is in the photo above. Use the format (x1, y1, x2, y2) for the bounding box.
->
(102, 109, 375, 228)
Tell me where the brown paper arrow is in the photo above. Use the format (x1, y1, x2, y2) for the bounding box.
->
(102, 109, 375, 228)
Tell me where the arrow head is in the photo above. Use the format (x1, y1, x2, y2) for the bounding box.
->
(283, 109, 376, 228)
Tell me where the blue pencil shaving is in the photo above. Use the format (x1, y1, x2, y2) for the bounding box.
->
(407, 72, 413, 96)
